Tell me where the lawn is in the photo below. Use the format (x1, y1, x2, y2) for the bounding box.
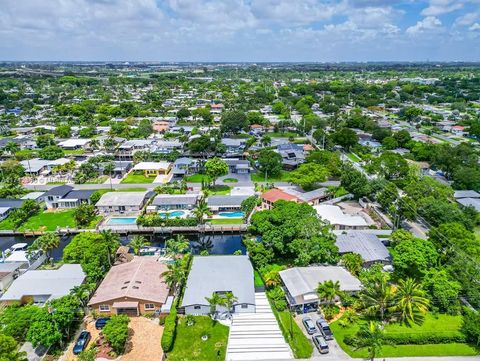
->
(185, 173, 210, 183)
(223, 177, 238, 183)
(167, 316, 229, 361)
(267, 131, 299, 138)
(84, 175, 108, 184)
(209, 218, 244, 225)
(276, 311, 313, 358)
(208, 185, 231, 195)
(250, 170, 290, 183)
(330, 313, 479, 358)
(18, 210, 77, 231)
(0, 217, 17, 230)
(346, 152, 362, 162)
(120, 172, 155, 184)
(254, 270, 265, 288)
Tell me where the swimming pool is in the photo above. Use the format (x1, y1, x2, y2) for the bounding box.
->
(106, 217, 137, 225)
(218, 211, 244, 218)
(159, 211, 185, 218)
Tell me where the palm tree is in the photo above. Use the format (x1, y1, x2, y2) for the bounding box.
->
(161, 260, 186, 295)
(89, 138, 99, 150)
(395, 278, 429, 326)
(264, 270, 281, 288)
(205, 292, 223, 317)
(220, 292, 238, 316)
(359, 273, 395, 321)
(165, 234, 190, 258)
(99, 230, 120, 266)
(29, 232, 60, 259)
(193, 198, 211, 224)
(104, 162, 115, 191)
(261, 135, 272, 147)
(5, 141, 19, 156)
(353, 321, 386, 361)
(129, 235, 150, 255)
(317, 280, 341, 304)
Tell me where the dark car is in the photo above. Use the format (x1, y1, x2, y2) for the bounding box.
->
(95, 317, 110, 329)
(73, 331, 91, 355)
(313, 335, 329, 354)
(316, 318, 333, 341)
(302, 316, 317, 335)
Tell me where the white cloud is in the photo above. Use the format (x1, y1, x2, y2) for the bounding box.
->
(470, 22, 480, 30)
(406, 16, 443, 35)
(421, 0, 464, 16)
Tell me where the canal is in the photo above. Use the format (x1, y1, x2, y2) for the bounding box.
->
(0, 233, 247, 260)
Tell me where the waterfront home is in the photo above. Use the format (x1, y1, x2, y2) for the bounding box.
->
(95, 191, 151, 214)
(260, 187, 329, 210)
(0, 263, 22, 293)
(43, 185, 95, 210)
(181, 256, 255, 315)
(150, 194, 199, 211)
(88, 256, 170, 316)
(207, 195, 249, 213)
(279, 266, 362, 313)
(0, 199, 24, 221)
(313, 204, 369, 230)
(0, 264, 85, 305)
(224, 159, 251, 174)
(335, 231, 391, 266)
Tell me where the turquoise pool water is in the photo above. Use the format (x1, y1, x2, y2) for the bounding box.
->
(107, 217, 137, 225)
(218, 211, 244, 218)
(159, 211, 185, 218)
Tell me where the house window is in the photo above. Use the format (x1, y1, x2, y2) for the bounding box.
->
(194, 305, 201, 310)
(241, 304, 248, 309)
(144, 303, 155, 310)
(99, 304, 110, 312)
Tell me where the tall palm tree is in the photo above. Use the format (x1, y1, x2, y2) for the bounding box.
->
(220, 292, 238, 316)
(317, 280, 341, 304)
(5, 141, 19, 156)
(261, 135, 272, 147)
(193, 198, 211, 224)
(161, 260, 186, 295)
(395, 278, 429, 326)
(353, 321, 386, 361)
(205, 292, 223, 317)
(29, 232, 60, 259)
(165, 234, 190, 258)
(104, 162, 115, 191)
(99, 230, 120, 266)
(359, 273, 396, 321)
(129, 235, 150, 255)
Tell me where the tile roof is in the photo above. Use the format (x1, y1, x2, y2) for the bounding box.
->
(261, 188, 299, 203)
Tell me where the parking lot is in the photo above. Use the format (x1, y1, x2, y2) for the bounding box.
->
(294, 312, 350, 360)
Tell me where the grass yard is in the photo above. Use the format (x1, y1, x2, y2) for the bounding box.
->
(0, 217, 17, 230)
(267, 131, 299, 138)
(84, 175, 108, 184)
(209, 218, 244, 225)
(185, 173, 210, 183)
(18, 210, 77, 231)
(208, 185, 231, 195)
(120, 172, 155, 184)
(223, 177, 238, 183)
(167, 316, 229, 361)
(276, 311, 313, 359)
(331, 313, 479, 358)
(346, 152, 362, 162)
(250, 170, 290, 183)
(254, 270, 265, 288)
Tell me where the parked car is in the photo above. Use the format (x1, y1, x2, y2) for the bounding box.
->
(316, 318, 333, 340)
(73, 331, 91, 355)
(302, 316, 317, 335)
(95, 317, 110, 329)
(313, 334, 329, 354)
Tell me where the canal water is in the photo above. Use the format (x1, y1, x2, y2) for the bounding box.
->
(0, 233, 247, 260)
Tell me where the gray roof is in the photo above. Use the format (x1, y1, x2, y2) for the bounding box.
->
(65, 190, 95, 200)
(96, 191, 147, 207)
(0, 199, 24, 209)
(454, 190, 480, 199)
(0, 264, 85, 303)
(280, 266, 362, 295)
(174, 157, 196, 166)
(335, 231, 391, 263)
(222, 138, 245, 147)
(43, 185, 73, 197)
(152, 194, 199, 206)
(182, 256, 255, 307)
(0, 262, 23, 277)
(20, 192, 45, 200)
(20, 159, 52, 173)
(285, 188, 328, 202)
(207, 195, 249, 207)
(457, 197, 480, 212)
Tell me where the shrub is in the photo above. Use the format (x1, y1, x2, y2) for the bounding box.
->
(103, 315, 130, 354)
(137, 214, 198, 227)
(461, 309, 480, 345)
(161, 307, 177, 352)
(344, 332, 466, 346)
(321, 304, 340, 321)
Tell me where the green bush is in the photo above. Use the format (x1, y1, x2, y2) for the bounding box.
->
(137, 214, 198, 227)
(322, 304, 340, 321)
(461, 309, 480, 345)
(103, 315, 130, 354)
(344, 332, 466, 346)
(161, 307, 177, 352)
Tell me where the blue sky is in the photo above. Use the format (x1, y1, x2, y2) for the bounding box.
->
(1, 0, 480, 62)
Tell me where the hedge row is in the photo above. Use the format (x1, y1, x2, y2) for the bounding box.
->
(161, 303, 178, 352)
(137, 214, 198, 227)
(344, 332, 466, 346)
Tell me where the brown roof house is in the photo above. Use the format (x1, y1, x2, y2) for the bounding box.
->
(88, 256, 170, 316)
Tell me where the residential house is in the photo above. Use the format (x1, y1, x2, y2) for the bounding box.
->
(225, 159, 251, 174)
(279, 266, 362, 313)
(131, 162, 172, 182)
(95, 191, 150, 214)
(43, 185, 95, 209)
(20, 191, 45, 203)
(172, 157, 198, 181)
(313, 204, 369, 230)
(88, 256, 170, 316)
(277, 143, 305, 168)
(335, 231, 391, 266)
(150, 194, 199, 211)
(181, 256, 255, 315)
(153, 121, 170, 133)
(57, 138, 90, 150)
(207, 195, 249, 212)
(0, 263, 22, 293)
(152, 139, 183, 154)
(221, 138, 246, 155)
(116, 139, 152, 160)
(0, 199, 24, 221)
(0, 264, 85, 305)
(260, 188, 299, 210)
(260, 188, 329, 210)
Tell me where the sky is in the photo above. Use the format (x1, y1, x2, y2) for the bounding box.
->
(1, 0, 480, 62)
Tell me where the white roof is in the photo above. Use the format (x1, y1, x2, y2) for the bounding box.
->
(279, 266, 362, 296)
(314, 205, 367, 227)
(0, 207, 10, 215)
(5, 251, 30, 263)
(21, 192, 45, 200)
(133, 161, 171, 171)
(96, 191, 147, 207)
(58, 139, 90, 147)
(0, 264, 85, 302)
